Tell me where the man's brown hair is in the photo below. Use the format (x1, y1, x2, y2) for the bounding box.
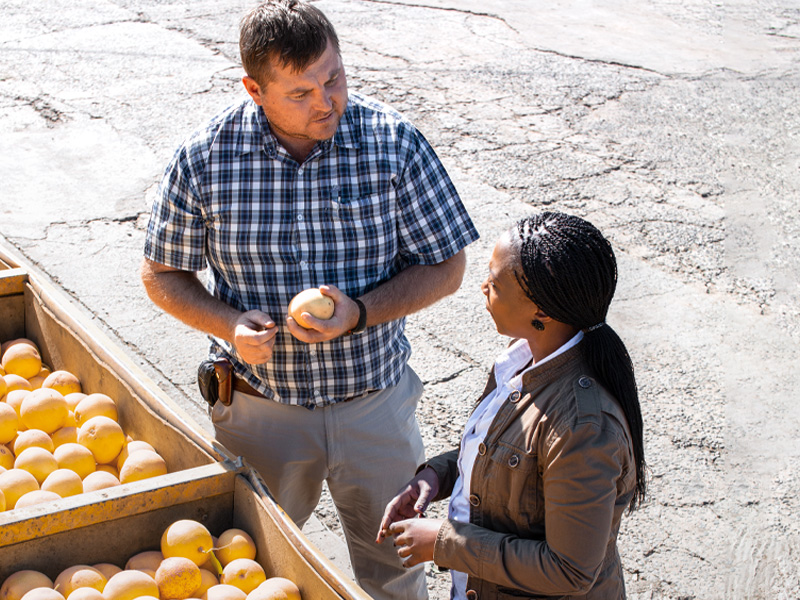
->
(240, 0, 340, 85)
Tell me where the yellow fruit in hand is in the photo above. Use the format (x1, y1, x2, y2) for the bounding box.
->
(103, 571, 159, 600)
(119, 450, 167, 484)
(15, 489, 62, 508)
(0, 571, 54, 600)
(1, 341, 42, 379)
(54, 442, 96, 479)
(74, 393, 118, 426)
(201, 585, 245, 600)
(215, 529, 256, 567)
(53, 565, 107, 597)
(20, 388, 69, 434)
(0, 468, 39, 508)
(219, 559, 265, 594)
(14, 429, 54, 455)
(248, 578, 301, 600)
(0, 402, 19, 444)
(14, 446, 58, 484)
(77, 416, 125, 464)
(162, 520, 214, 567)
(288, 289, 334, 328)
(41, 468, 84, 497)
(42, 371, 82, 396)
(155, 557, 202, 600)
(82, 470, 120, 492)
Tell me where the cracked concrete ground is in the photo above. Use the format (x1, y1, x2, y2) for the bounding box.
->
(1, 1, 799, 598)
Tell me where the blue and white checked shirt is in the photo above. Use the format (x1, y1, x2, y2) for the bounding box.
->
(144, 92, 479, 408)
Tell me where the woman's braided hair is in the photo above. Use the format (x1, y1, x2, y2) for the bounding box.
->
(513, 211, 646, 511)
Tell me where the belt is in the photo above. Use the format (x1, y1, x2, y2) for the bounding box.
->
(233, 376, 268, 399)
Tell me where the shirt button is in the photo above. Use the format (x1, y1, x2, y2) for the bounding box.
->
(297, 213, 303, 221)
(466, 590, 478, 600)
(509, 390, 521, 403)
(508, 454, 519, 468)
(578, 376, 592, 389)
(300, 261, 307, 268)
(468, 494, 480, 507)
(478, 443, 486, 456)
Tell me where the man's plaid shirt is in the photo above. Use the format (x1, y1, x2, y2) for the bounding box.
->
(144, 92, 479, 408)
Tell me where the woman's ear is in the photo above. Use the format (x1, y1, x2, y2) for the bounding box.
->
(530, 308, 551, 332)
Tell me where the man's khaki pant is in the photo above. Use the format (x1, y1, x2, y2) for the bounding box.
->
(211, 367, 428, 600)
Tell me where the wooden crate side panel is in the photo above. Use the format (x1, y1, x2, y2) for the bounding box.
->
(23, 285, 211, 472)
(0, 294, 25, 343)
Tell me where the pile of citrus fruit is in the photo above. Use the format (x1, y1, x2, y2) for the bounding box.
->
(0, 338, 170, 511)
(0, 519, 301, 600)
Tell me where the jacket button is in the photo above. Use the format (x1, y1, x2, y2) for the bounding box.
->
(478, 442, 487, 455)
(508, 454, 519, 467)
(469, 494, 481, 507)
(578, 376, 592, 388)
(509, 390, 521, 402)
(466, 591, 478, 600)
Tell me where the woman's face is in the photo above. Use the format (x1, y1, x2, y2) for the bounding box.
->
(481, 234, 539, 338)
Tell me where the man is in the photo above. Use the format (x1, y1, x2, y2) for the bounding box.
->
(141, 1, 478, 598)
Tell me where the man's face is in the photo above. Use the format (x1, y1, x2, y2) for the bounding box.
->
(243, 38, 348, 160)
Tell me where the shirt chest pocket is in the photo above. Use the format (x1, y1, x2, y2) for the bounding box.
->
(486, 443, 543, 524)
(324, 191, 397, 271)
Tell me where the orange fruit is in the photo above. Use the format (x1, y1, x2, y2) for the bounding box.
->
(0, 571, 54, 600)
(0, 401, 19, 444)
(42, 371, 82, 396)
(0, 375, 6, 398)
(5, 385, 32, 411)
(219, 559, 265, 594)
(1, 342, 42, 379)
(15, 489, 62, 508)
(91, 565, 122, 580)
(247, 578, 300, 600)
(125, 551, 164, 573)
(116, 440, 156, 471)
(0, 468, 39, 508)
(51, 426, 79, 449)
(20, 388, 69, 434)
(53, 442, 96, 479)
(155, 557, 202, 600)
(119, 450, 167, 484)
(82, 470, 120, 492)
(74, 393, 118, 426)
(64, 393, 87, 411)
(103, 571, 159, 600)
(53, 565, 107, 597)
(161, 520, 214, 567)
(41, 468, 84, 497)
(14, 429, 54, 454)
(14, 446, 58, 484)
(0, 444, 14, 470)
(214, 529, 256, 567)
(194, 572, 218, 599)
(77, 416, 125, 464)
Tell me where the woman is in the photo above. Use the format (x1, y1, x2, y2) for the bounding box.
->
(377, 211, 646, 599)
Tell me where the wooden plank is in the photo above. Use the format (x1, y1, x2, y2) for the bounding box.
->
(0, 268, 27, 297)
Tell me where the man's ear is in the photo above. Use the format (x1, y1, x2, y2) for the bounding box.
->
(242, 76, 263, 106)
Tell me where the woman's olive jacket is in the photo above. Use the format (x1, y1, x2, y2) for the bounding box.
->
(424, 343, 636, 599)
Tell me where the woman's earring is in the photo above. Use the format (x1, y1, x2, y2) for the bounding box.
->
(532, 319, 545, 331)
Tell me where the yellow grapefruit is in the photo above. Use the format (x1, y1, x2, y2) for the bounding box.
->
(0, 571, 54, 600)
(103, 571, 159, 600)
(14, 446, 58, 484)
(18, 589, 64, 600)
(53, 565, 107, 597)
(42, 371, 82, 396)
(201, 586, 245, 600)
(0, 468, 39, 508)
(119, 450, 167, 484)
(0, 375, 6, 398)
(64, 590, 103, 600)
(15, 489, 62, 508)
(41, 468, 84, 497)
(0, 401, 19, 444)
(194, 572, 218, 599)
(116, 440, 156, 471)
(219, 560, 265, 595)
(82, 470, 120, 492)
(14, 429, 54, 454)
(161, 520, 215, 567)
(155, 557, 202, 600)
(20, 388, 69, 433)
(0, 444, 14, 470)
(77, 416, 125, 464)
(91, 565, 122, 580)
(5, 387, 32, 412)
(1, 342, 42, 379)
(53, 442, 96, 479)
(0, 486, 5, 511)
(64, 393, 87, 411)
(215, 529, 256, 567)
(247, 578, 300, 600)
(51, 426, 79, 449)
(288, 288, 334, 328)
(126, 551, 164, 573)
(74, 393, 118, 426)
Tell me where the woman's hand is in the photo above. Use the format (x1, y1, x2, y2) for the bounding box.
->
(387, 518, 443, 567)
(376, 466, 440, 543)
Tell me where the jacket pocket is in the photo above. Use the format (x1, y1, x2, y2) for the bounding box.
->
(487, 442, 543, 524)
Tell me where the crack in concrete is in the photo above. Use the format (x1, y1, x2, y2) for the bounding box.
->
(358, 0, 515, 30)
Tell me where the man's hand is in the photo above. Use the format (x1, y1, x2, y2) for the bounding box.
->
(386, 518, 443, 568)
(232, 310, 278, 364)
(286, 285, 361, 343)
(376, 467, 440, 543)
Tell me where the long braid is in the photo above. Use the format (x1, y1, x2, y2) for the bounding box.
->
(514, 212, 647, 511)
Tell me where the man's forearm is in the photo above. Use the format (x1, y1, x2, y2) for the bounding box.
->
(360, 250, 467, 327)
(140, 261, 240, 342)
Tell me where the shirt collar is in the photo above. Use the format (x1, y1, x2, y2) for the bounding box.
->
(235, 96, 362, 158)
